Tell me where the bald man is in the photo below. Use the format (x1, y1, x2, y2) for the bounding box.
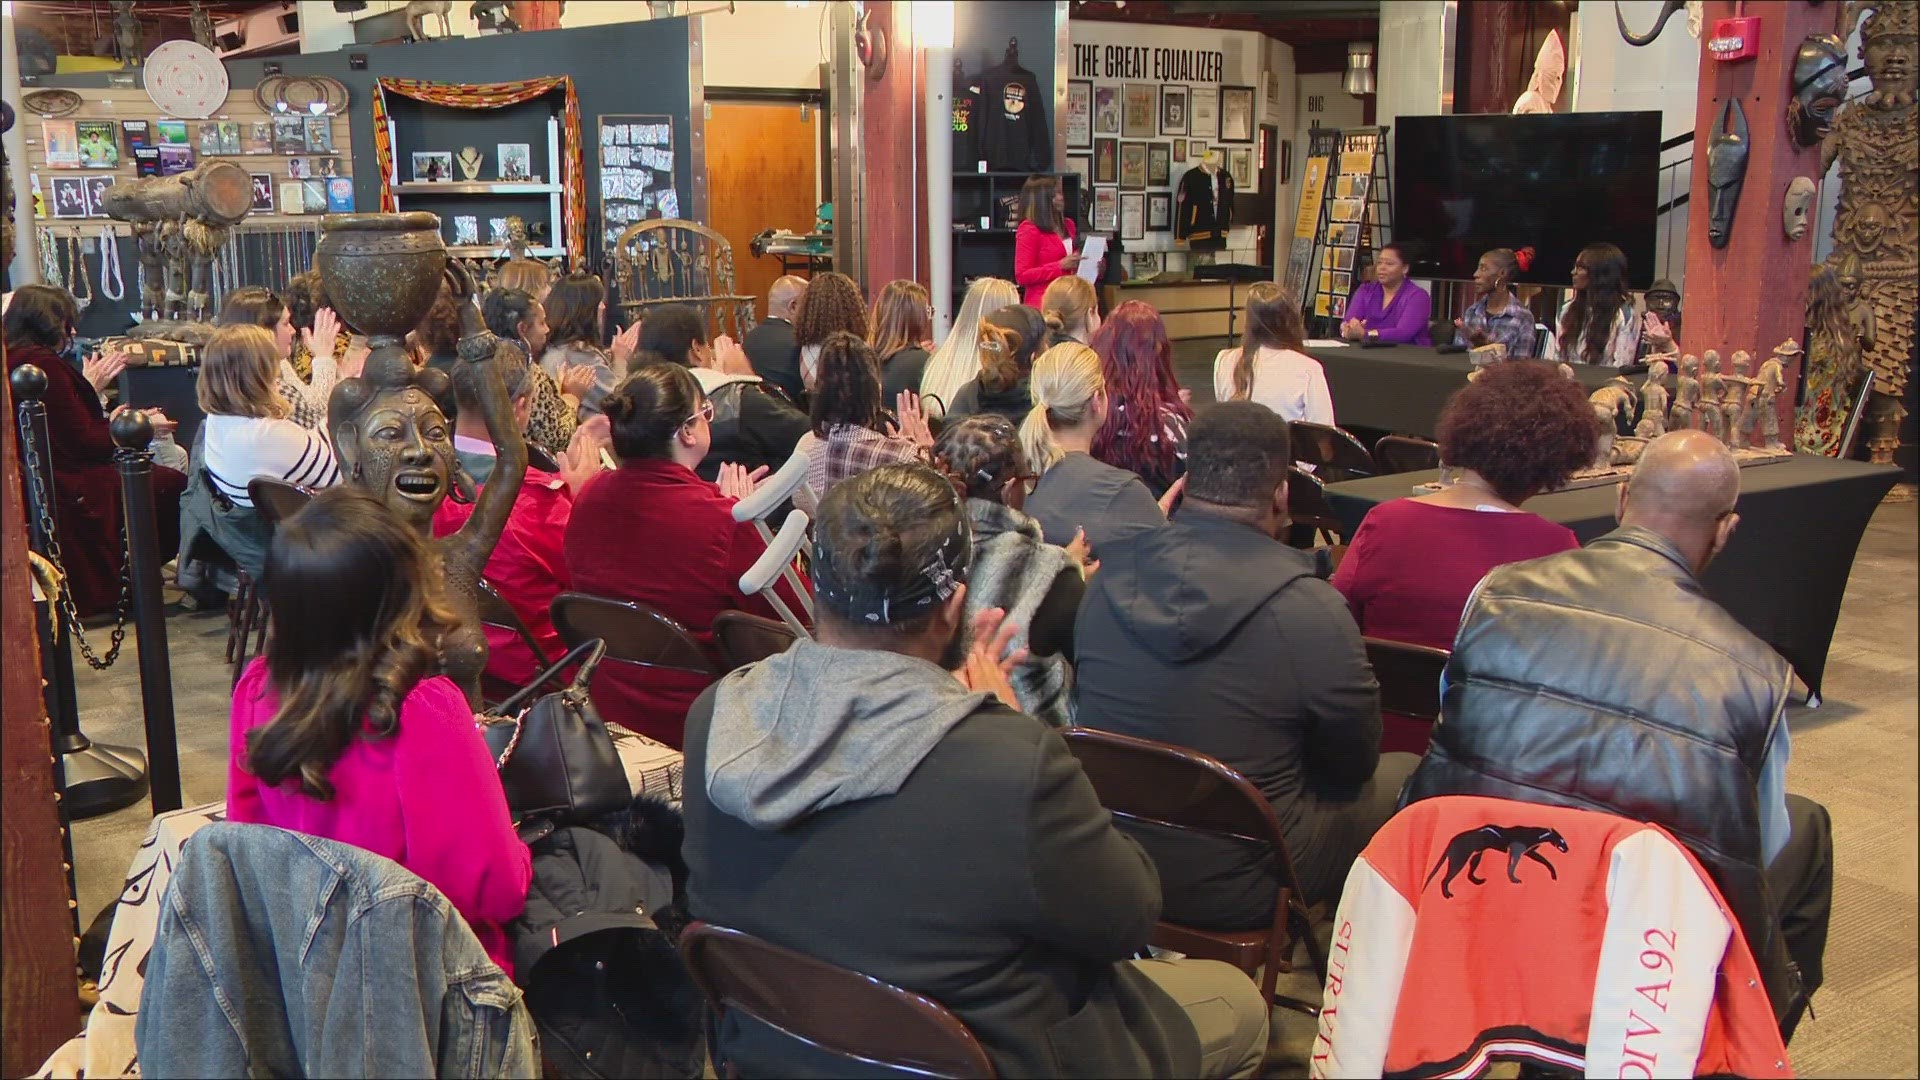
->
(743, 274, 809, 403)
(1404, 431, 1830, 1040)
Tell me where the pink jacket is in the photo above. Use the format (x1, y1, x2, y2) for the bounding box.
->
(227, 658, 532, 977)
(1014, 218, 1077, 307)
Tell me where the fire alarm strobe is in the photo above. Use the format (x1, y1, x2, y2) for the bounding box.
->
(1708, 16, 1761, 62)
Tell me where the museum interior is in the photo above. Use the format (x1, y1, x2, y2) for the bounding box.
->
(1, 0, 1915, 1076)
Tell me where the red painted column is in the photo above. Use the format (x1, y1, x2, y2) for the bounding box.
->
(860, 1, 932, 290)
(1680, 1, 1836, 435)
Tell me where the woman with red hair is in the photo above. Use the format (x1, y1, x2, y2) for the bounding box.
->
(1087, 301, 1192, 497)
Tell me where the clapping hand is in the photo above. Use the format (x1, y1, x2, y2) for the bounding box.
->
(302, 307, 342, 363)
(1642, 311, 1674, 348)
(957, 606, 1027, 709)
(713, 334, 755, 376)
(558, 424, 608, 496)
(83, 349, 129, 393)
(1340, 317, 1367, 342)
(610, 320, 643, 371)
(340, 338, 371, 380)
(558, 360, 598, 399)
(891, 389, 934, 448)
(716, 462, 770, 502)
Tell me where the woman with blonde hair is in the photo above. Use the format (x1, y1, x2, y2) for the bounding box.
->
(921, 276, 1019, 412)
(495, 259, 553, 301)
(869, 279, 934, 404)
(180, 323, 343, 581)
(1212, 282, 1333, 424)
(1040, 275, 1101, 345)
(1021, 341, 1173, 553)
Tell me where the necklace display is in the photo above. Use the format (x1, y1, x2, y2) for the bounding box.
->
(65, 231, 93, 312)
(38, 228, 63, 290)
(100, 228, 126, 302)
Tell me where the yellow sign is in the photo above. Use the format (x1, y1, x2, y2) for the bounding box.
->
(1294, 155, 1331, 239)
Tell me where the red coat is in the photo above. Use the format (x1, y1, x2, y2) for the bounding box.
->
(1013, 219, 1078, 307)
(6, 342, 185, 616)
(562, 458, 809, 748)
(433, 465, 572, 692)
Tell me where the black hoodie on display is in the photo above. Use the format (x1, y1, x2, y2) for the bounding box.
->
(978, 62, 1050, 172)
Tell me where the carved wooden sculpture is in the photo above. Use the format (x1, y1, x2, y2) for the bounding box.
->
(1749, 341, 1794, 451)
(1823, 0, 1917, 465)
(1700, 350, 1728, 442)
(1672, 353, 1702, 431)
(1723, 349, 1757, 450)
(100, 161, 251, 320)
(1796, 263, 1866, 455)
(1637, 359, 1673, 438)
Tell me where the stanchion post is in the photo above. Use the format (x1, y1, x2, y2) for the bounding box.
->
(112, 411, 182, 813)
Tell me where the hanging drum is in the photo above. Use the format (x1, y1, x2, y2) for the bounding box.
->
(101, 159, 254, 228)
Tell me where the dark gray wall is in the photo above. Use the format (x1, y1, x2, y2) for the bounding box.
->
(19, 17, 696, 334)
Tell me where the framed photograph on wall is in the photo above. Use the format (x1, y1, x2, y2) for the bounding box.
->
(1120, 191, 1145, 240)
(1094, 85, 1121, 135)
(1066, 80, 1093, 149)
(50, 177, 88, 218)
(1159, 85, 1189, 136)
(1093, 137, 1118, 185)
(1189, 139, 1209, 161)
(1147, 143, 1170, 187)
(1220, 85, 1256, 143)
(1189, 87, 1219, 141)
(1067, 153, 1092, 195)
(1093, 187, 1118, 232)
(1119, 143, 1148, 190)
(1122, 84, 1155, 138)
(1147, 191, 1171, 231)
(1172, 138, 1188, 163)
(1228, 147, 1254, 188)
(411, 151, 453, 183)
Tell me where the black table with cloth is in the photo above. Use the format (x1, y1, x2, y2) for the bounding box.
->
(1304, 344, 1618, 439)
(1325, 455, 1901, 701)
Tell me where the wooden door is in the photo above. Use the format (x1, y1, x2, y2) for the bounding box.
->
(705, 99, 822, 321)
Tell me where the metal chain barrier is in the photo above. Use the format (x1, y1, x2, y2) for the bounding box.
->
(16, 408, 132, 670)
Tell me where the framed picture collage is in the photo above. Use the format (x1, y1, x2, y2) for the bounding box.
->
(1065, 77, 1254, 247)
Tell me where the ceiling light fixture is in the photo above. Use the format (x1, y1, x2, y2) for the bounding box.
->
(1343, 41, 1376, 96)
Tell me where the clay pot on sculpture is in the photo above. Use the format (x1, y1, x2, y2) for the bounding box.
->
(315, 212, 448, 382)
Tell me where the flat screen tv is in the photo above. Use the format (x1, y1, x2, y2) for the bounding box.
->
(1391, 111, 1663, 289)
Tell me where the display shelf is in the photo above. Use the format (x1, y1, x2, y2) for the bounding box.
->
(393, 181, 560, 195)
(448, 243, 566, 258)
(953, 226, 1018, 235)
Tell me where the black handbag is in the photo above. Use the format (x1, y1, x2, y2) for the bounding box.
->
(482, 639, 632, 823)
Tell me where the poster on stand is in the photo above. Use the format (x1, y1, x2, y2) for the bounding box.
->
(598, 114, 679, 254)
(1285, 153, 1330, 310)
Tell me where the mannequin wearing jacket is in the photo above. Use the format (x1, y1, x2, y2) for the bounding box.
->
(1175, 155, 1236, 250)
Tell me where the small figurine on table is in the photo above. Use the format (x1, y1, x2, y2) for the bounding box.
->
(1670, 354, 1701, 432)
(1699, 350, 1728, 443)
(1748, 340, 1795, 451)
(1636, 359, 1672, 438)
(1722, 350, 1757, 450)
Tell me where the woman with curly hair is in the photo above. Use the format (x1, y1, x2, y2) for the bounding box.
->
(1332, 360, 1597, 749)
(228, 485, 529, 975)
(1088, 300, 1193, 497)
(793, 271, 869, 392)
(947, 304, 1048, 424)
(793, 331, 933, 516)
(1547, 242, 1640, 367)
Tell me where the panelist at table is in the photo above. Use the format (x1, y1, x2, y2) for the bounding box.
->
(1339, 243, 1431, 345)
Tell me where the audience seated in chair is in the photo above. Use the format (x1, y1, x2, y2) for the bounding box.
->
(1090, 300, 1192, 497)
(540, 271, 639, 419)
(742, 274, 808, 404)
(921, 276, 1020, 410)
(946, 303, 1048, 426)
(934, 414, 1091, 727)
(792, 270, 868, 395)
(5, 285, 187, 618)
(1332, 361, 1594, 751)
(218, 285, 357, 433)
(1022, 342, 1176, 556)
(227, 487, 530, 977)
(433, 340, 607, 691)
(680, 463, 1269, 1078)
(871, 279, 936, 406)
(1075, 401, 1417, 931)
(482, 286, 589, 458)
(1213, 282, 1335, 426)
(564, 362, 810, 748)
(1403, 430, 1833, 1041)
(638, 302, 809, 480)
(792, 332, 932, 517)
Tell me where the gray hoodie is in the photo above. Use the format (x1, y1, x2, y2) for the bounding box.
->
(704, 638, 994, 830)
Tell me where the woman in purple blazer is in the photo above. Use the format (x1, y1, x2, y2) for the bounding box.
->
(1340, 243, 1432, 345)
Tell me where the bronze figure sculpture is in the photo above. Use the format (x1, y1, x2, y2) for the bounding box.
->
(1722, 350, 1757, 450)
(1637, 359, 1672, 439)
(1672, 354, 1702, 432)
(1706, 98, 1751, 250)
(1748, 341, 1794, 452)
(1823, 0, 1917, 464)
(319, 213, 527, 708)
(1700, 350, 1728, 442)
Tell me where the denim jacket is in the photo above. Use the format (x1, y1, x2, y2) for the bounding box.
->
(135, 822, 538, 1077)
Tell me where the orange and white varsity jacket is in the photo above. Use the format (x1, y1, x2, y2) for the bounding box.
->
(1310, 796, 1791, 1079)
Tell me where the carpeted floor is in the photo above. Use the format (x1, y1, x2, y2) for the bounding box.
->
(60, 487, 1917, 1077)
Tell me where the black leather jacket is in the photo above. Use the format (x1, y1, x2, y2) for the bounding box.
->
(1403, 525, 1802, 1025)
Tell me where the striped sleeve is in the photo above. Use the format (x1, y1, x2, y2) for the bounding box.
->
(280, 427, 341, 489)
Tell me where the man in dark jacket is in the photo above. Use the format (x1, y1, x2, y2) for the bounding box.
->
(1403, 430, 1832, 1039)
(681, 463, 1268, 1079)
(639, 303, 809, 480)
(741, 275, 807, 403)
(1075, 402, 1414, 931)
